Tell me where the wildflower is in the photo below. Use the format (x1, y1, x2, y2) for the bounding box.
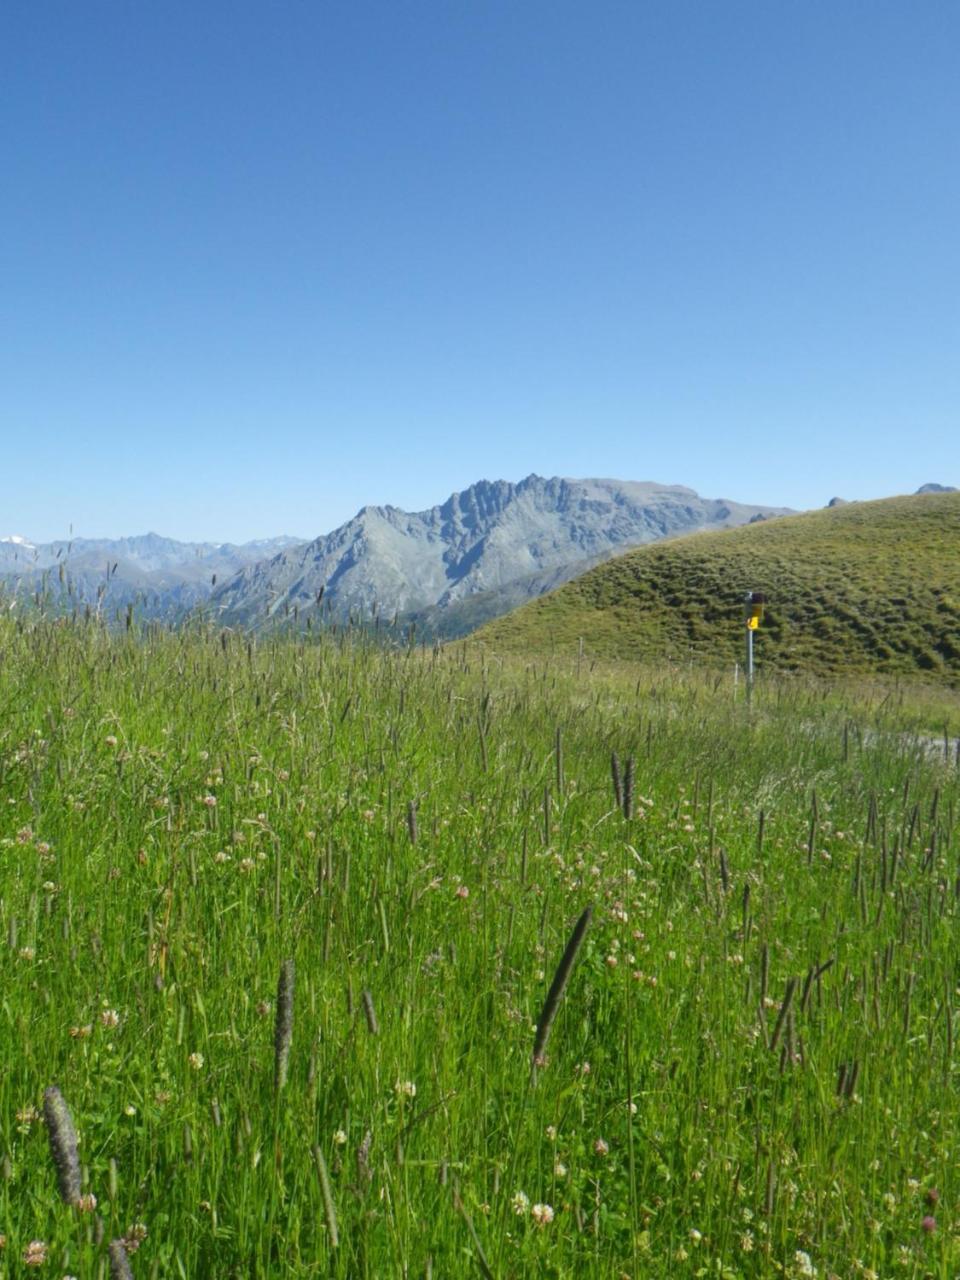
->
(394, 1080, 416, 1099)
(593, 1138, 610, 1157)
(554, 1161, 567, 1178)
(104, 735, 118, 748)
(238, 857, 256, 873)
(575, 1061, 591, 1076)
(511, 1190, 530, 1216)
(689, 1228, 702, 1244)
(740, 1232, 754, 1252)
(455, 884, 469, 899)
(188, 1052, 204, 1070)
(545, 1125, 558, 1140)
(202, 794, 217, 807)
(100, 1009, 120, 1029)
(794, 1250, 817, 1276)
(333, 1129, 348, 1146)
(18, 946, 36, 961)
(77, 1192, 97, 1212)
(23, 1240, 48, 1266)
(69, 1024, 93, 1039)
(124, 1104, 137, 1117)
(925, 1187, 940, 1206)
(213, 851, 231, 864)
(921, 1215, 936, 1233)
(123, 1222, 148, 1252)
(531, 1202, 554, 1226)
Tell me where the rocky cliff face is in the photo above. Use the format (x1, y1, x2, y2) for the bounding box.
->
(209, 475, 793, 635)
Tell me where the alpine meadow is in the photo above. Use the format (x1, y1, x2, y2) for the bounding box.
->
(4, 3, 960, 1277)
(2, 609, 960, 1277)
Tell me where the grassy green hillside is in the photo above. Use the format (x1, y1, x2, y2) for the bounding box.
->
(476, 491, 960, 682)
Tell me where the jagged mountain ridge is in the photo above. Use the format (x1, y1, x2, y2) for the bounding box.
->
(209, 475, 793, 634)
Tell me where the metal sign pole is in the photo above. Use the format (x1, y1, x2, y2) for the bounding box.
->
(746, 624, 754, 705)
(743, 590, 764, 707)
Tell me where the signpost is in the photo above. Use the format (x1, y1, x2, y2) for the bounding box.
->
(743, 591, 765, 703)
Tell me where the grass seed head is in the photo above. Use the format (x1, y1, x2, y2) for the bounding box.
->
(108, 1238, 135, 1279)
(42, 1085, 80, 1206)
(274, 958, 295, 1092)
(533, 906, 593, 1068)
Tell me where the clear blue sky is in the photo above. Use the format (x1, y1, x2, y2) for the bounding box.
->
(2, 1, 957, 542)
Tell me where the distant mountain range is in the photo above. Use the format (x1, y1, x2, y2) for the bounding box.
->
(0, 532, 300, 619)
(1, 479, 951, 636)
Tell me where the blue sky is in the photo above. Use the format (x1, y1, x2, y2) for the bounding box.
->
(1, 1, 957, 542)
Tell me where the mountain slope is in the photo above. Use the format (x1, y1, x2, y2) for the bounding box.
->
(209, 475, 792, 633)
(475, 490, 960, 681)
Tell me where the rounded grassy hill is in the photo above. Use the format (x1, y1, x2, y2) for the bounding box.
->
(475, 490, 960, 682)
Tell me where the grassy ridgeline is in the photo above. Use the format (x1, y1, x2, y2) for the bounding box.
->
(477, 491, 960, 683)
(1, 619, 959, 1276)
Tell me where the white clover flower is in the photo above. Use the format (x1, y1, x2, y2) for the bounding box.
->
(511, 1190, 530, 1216)
(531, 1203, 554, 1226)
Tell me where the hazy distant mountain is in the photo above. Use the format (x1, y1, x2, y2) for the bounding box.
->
(0, 532, 303, 619)
(209, 475, 793, 636)
(916, 482, 956, 494)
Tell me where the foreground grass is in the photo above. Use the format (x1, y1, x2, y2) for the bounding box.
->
(1, 620, 959, 1277)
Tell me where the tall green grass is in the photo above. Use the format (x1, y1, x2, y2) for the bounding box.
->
(1, 616, 959, 1277)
